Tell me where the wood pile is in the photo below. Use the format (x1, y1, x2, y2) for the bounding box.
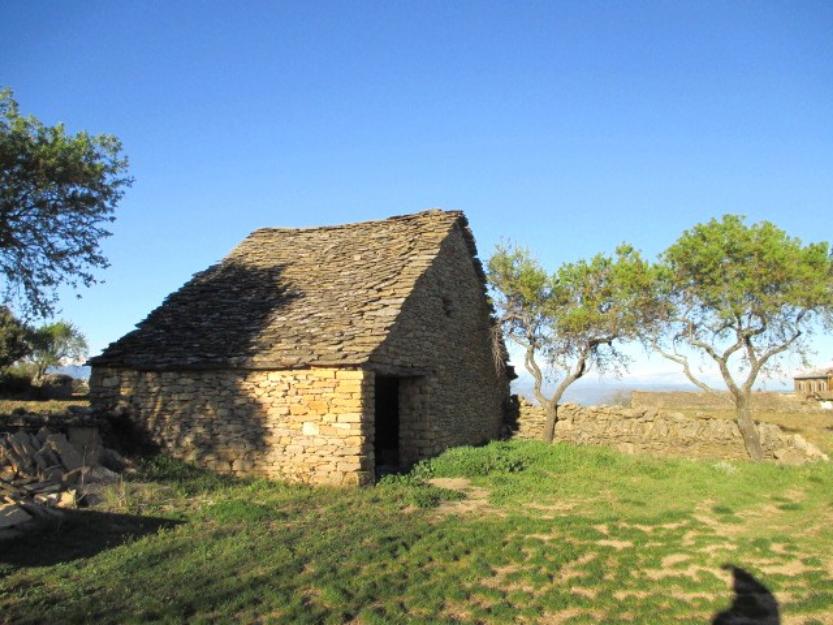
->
(0, 427, 126, 537)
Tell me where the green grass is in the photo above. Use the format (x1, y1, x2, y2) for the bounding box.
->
(1, 441, 832, 625)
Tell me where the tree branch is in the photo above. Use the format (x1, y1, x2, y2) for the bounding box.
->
(551, 344, 591, 404)
(653, 341, 725, 397)
(523, 341, 550, 409)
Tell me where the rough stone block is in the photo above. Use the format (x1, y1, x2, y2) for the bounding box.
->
(335, 370, 364, 380)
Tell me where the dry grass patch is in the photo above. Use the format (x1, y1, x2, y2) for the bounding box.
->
(540, 607, 605, 624)
(0, 398, 89, 416)
(428, 476, 494, 517)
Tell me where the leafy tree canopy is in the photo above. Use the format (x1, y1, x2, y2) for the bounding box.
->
(0, 88, 132, 318)
(0, 305, 31, 369)
(27, 320, 87, 384)
(489, 243, 664, 441)
(654, 214, 833, 459)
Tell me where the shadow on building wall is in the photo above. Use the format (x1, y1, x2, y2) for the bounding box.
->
(99, 261, 301, 472)
(712, 565, 780, 625)
(365, 233, 512, 458)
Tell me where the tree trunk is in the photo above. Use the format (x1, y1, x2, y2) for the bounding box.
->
(32, 365, 47, 387)
(735, 394, 765, 461)
(542, 402, 559, 443)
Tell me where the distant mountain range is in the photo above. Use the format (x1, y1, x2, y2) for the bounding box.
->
(512, 379, 699, 406)
(52, 365, 91, 379)
(511, 378, 792, 406)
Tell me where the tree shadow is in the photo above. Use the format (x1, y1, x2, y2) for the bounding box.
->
(712, 565, 780, 625)
(90, 260, 304, 474)
(0, 509, 180, 572)
(93, 259, 299, 370)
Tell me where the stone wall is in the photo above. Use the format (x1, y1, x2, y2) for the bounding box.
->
(89, 366, 374, 485)
(511, 399, 828, 464)
(369, 222, 510, 462)
(630, 390, 822, 413)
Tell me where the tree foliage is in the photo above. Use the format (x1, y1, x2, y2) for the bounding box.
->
(27, 321, 87, 384)
(0, 305, 31, 369)
(488, 243, 663, 442)
(0, 88, 132, 318)
(653, 215, 833, 459)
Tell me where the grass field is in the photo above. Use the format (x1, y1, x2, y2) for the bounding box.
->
(1, 441, 831, 625)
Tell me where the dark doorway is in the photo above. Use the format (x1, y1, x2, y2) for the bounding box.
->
(374, 376, 400, 474)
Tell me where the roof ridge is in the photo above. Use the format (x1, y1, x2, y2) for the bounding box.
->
(250, 208, 462, 234)
(795, 365, 833, 378)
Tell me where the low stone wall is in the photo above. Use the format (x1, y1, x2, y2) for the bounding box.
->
(90, 366, 374, 485)
(630, 390, 820, 413)
(511, 399, 828, 464)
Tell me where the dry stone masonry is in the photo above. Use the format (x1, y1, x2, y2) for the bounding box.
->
(630, 390, 825, 414)
(512, 398, 828, 464)
(89, 210, 511, 485)
(91, 367, 373, 485)
(0, 424, 125, 537)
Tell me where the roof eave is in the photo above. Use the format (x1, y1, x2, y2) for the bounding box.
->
(87, 358, 370, 372)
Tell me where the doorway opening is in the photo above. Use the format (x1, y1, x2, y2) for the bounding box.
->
(374, 376, 400, 475)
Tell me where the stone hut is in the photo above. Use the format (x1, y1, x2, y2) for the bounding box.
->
(794, 366, 833, 399)
(88, 210, 511, 485)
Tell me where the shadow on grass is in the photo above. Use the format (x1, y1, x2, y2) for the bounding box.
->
(0, 509, 180, 572)
(712, 565, 780, 625)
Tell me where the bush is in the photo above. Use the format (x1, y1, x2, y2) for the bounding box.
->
(0, 365, 87, 400)
(0, 364, 35, 397)
(38, 373, 75, 399)
(420, 441, 528, 478)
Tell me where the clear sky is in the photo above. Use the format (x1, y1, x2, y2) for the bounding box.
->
(3, 1, 832, 389)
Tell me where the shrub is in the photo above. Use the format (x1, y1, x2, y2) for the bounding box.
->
(420, 441, 528, 478)
(0, 364, 35, 397)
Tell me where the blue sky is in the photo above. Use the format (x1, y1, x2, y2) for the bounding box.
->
(3, 1, 832, 390)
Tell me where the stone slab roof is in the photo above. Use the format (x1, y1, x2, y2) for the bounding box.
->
(794, 366, 833, 380)
(90, 210, 486, 370)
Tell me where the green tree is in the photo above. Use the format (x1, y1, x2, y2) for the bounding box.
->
(653, 215, 833, 460)
(0, 305, 31, 369)
(0, 88, 132, 318)
(488, 243, 663, 442)
(28, 321, 87, 384)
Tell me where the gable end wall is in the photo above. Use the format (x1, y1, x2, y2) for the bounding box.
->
(369, 224, 510, 463)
